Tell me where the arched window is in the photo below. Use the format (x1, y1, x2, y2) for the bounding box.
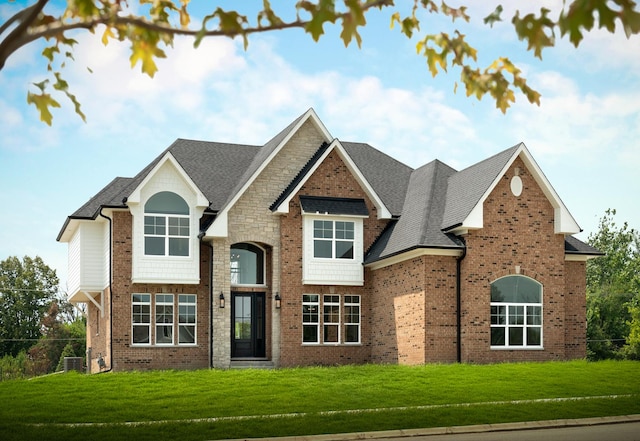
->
(144, 192, 190, 256)
(490, 275, 542, 348)
(230, 243, 265, 285)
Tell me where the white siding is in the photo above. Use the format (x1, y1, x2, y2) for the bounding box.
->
(67, 221, 108, 299)
(302, 216, 364, 286)
(130, 161, 204, 284)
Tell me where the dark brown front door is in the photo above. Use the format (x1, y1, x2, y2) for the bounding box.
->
(231, 292, 265, 358)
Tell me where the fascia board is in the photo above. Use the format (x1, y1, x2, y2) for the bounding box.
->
(565, 254, 600, 262)
(127, 152, 209, 209)
(459, 144, 581, 235)
(205, 109, 333, 238)
(274, 140, 393, 219)
(366, 247, 463, 270)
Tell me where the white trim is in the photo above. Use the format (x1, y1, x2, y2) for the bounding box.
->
(206, 109, 332, 238)
(273, 139, 393, 220)
(133, 278, 200, 285)
(127, 152, 209, 209)
(460, 144, 581, 235)
(366, 247, 463, 271)
(565, 254, 600, 262)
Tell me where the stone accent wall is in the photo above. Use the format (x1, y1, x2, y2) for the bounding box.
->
(278, 149, 390, 367)
(369, 255, 458, 364)
(460, 157, 568, 363)
(211, 119, 328, 368)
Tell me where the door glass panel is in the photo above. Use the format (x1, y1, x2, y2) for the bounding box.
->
(234, 296, 252, 340)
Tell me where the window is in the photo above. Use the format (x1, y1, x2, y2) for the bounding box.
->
(344, 295, 361, 343)
(155, 294, 174, 345)
(144, 191, 190, 256)
(230, 243, 265, 285)
(178, 294, 196, 344)
(323, 295, 340, 343)
(313, 220, 354, 259)
(132, 294, 151, 345)
(303, 294, 320, 343)
(131, 293, 197, 346)
(302, 294, 361, 345)
(490, 276, 542, 348)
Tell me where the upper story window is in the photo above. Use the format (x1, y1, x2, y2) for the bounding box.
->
(144, 191, 190, 257)
(313, 220, 354, 259)
(230, 243, 265, 286)
(490, 275, 542, 349)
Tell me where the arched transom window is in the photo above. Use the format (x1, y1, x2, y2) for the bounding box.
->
(230, 243, 265, 286)
(144, 191, 190, 256)
(490, 275, 542, 348)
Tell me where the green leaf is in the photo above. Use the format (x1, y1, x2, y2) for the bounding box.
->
(27, 91, 61, 126)
(298, 0, 338, 41)
(483, 5, 503, 27)
(340, 0, 366, 47)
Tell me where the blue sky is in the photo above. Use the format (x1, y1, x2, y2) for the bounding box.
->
(1, 1, 639, 289)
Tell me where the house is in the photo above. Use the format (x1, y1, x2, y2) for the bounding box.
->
(57, 109, 601, 372)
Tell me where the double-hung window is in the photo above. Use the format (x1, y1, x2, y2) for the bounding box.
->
(344, 295, 361, 343)
(155, 294, 174, 345)
(132, 294, 151, 345)
(323, 295, 340, 343)
(490, 275, 542, 348)
(313, 220, 354, 259)
(131, 293, 197, 346)
(302, 294, 361, 345)
(178, 294, 196, 344)
(302, 294, 320, 343)
(144, 191, 190, 257)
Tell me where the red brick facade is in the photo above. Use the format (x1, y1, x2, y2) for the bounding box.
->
(84, 144, 588, 371)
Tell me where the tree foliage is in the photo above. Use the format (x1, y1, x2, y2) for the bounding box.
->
(586, 209, 640, 360)
(0, 255, 59, 357)
(2, 0, 640, 125)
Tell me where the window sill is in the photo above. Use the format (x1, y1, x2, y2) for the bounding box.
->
(490, 346, 544, 350)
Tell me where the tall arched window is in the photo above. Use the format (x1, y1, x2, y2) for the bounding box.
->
(144, 191, 190, 256)
(490, 275, 542, 348)
(230, 243, 265, 285)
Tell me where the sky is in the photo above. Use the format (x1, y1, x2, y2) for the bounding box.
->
(1, 1, 639, 291)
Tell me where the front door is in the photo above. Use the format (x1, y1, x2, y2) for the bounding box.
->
(231, 292, 266, 358)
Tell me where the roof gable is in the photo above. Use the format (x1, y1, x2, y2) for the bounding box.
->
(442, 143, 581, 235)
(205, 108, 333, 238)
(270, 139, 393, 220)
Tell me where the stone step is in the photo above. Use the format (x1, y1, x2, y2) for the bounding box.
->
(229, 359, 275, 369)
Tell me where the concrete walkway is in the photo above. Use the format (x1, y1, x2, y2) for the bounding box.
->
(228, 415, 640, 441)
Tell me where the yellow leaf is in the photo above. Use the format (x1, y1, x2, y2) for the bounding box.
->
(27, 92, 61, 126)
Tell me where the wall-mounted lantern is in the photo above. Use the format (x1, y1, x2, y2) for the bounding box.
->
(219, 292, 225, 308)
(275, 292, 281, 309)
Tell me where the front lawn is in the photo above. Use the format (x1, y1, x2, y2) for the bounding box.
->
(0, 360, 638, 441)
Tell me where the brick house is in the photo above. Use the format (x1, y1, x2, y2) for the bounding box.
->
(57, 109, 601, 372)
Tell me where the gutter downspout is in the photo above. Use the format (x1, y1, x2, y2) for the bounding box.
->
(198, 228, 214, 369)
(456, 237, 467, 363)
(98, 208, 114, 373)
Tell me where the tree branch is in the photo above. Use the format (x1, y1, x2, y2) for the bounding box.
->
(0, 0, 49, 70)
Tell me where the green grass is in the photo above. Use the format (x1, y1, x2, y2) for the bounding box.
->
(0, 360, 639, 441)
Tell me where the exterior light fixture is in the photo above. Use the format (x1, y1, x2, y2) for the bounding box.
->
(275, 293, 281, 309)
(219, 292, 225, 308)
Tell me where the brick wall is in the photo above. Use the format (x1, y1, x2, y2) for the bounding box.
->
(110, 210, 211, 371)
(460, 157, 568, 363)
(279, 149, 389, 367)
(86, 289, 110, 373)
(369, 255, 458, 364)
(564, 260, 587, 358)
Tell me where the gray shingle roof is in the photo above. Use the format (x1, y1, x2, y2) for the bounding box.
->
(300, 196, 369, 216)
(441, 144, 521, 231)
(365, 160, 462, 263)
(565, 235, 603, 255)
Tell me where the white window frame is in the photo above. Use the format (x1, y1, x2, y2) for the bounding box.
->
(344, 295, 361, 344)
(132, 294, 151, 346)
(178, 294, 197, 345)
(313, 220, 355, 260)
(490, 276, 543, 349)
(155, 294, 174, 345)
(143, 192, 190, 257)
(302, 294, 320, 344)
(323, 295, 341, 344)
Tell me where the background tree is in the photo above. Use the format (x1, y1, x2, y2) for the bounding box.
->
(2, 0, 639, 124)
(586, 209, 640, 360)
(0, 256, 59, 357)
